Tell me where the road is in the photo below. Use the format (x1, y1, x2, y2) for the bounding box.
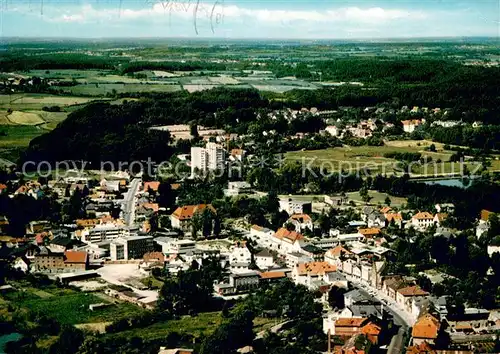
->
(387, 326, 407, 354)
(345, 275, 413, 328)
(121, 178, 141, 226)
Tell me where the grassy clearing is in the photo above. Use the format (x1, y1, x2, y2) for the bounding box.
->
(347, 190, 408, 207)
(56, 83, 182, 96)
(7, 111, 45, 125)
(284, 143, 485, 176)
(0, 125, 44, 148)
(0, 94, 98, 110)
(2, 287, 145, 325)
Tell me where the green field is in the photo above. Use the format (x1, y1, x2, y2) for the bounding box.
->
(56, 83, 183, 96)
(106, 311, 276, 341)
(285, 142, 485, 176)
(2, 286, 144, 325)
(0, 94, 100, 110)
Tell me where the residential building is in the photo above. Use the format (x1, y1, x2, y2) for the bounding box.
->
(446, 308, 490, 333)
(487, 242, 500, 257)
(396, 285, 429, 313)
(191, 142, 226, 175)
(255, 249, 274, 269)
(271, 228, 306, 254)
(229, 148, 246, 162)
(229, 241, 252, 265)
(402, 119, 422, 133)
(214, 271, 260, 295)
(110, 235, 154, 261)
(361, 322, 382, 345)
(143, 181, 160, 193)
(331, 318, 369, 338)
(325, 125, 340, 137)
(325, 245, 352, 267)
(324, 194, 348, 207)
(278, 198, 312, 215)
(32, 249, 89, 273)
(259, 271, 287, 283)
(292, 261, 337, 289)
(285, 214, 313, 233)
(357, 228, 381, 239)
(286, 252, 313, 268)
(79, 223, 130, 243)
(412, 313, 441, 345)
(224, 181, 252, 197)
(433, 213, 448, 226)
(411, 212, 435, 230)
(12, 256, 30, 273)
(385, 212, 403, 228)
(170, 204, 216, 231)
(249, 225, 274, 245)
(156, 238, 196, 255)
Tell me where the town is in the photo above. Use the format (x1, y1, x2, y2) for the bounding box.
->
(0, 10, 500, 354)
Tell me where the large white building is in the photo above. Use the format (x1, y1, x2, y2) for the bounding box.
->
(110, 235, 154, 261)
(278, 198, 312, 215)
(79, 223, 130, 244)
(191, 142, 226, 176)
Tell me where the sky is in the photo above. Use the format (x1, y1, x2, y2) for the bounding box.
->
(0, 0, 499, 39)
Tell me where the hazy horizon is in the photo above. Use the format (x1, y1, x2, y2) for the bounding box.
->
(1, 0, 499, 39)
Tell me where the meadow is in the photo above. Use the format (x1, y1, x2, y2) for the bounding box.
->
(284, 141, 485, 176)
(1, 285, 144, 325)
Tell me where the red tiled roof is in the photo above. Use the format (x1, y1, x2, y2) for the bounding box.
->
(480, 209, 492, 221)
(326, 245, 352, 258)
(413, 212, 434, 220)
(358, 228, 381, 236)
(297, 261, 336, 276)
(289, 213, 312, 222)
(259, 271, 286, 280)
(172, 204, 216, 220)
(274, 228, 304, 243)
(412, 314, 440, 340)
(385, 213, 403, 222)
(64, 251, 88, 264)
(361, 322, 381, 336)
(397, 285, 429, 297)
(335, 318, 368, 327)
(144, 181, 160, 192)
(380, 206, 392, 214)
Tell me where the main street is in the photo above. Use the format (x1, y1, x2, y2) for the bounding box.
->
(121, 178, 141, 226)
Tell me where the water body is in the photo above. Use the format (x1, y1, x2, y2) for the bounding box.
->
(0, 333, 22, 354)
(421, 178, 472, 189)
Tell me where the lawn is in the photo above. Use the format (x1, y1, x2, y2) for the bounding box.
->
(2, 287, 145, 325)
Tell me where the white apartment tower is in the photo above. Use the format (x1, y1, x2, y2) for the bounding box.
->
(191, 142, 226, 176)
